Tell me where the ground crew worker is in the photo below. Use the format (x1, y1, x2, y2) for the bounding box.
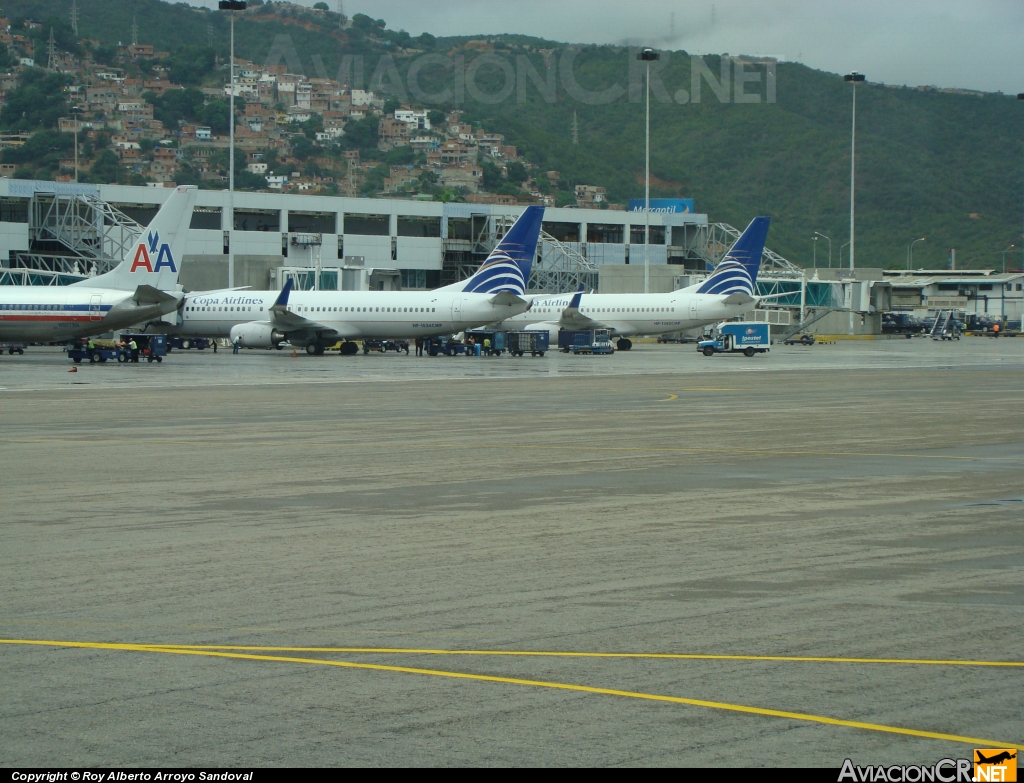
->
(993, 322, 1000, 338)
(232, 335, 241, 354)
(483, 336, 491, 356)
(415, 337, 423, 356)
(86, 337, 95, 360)
(129, 337, 139, 363)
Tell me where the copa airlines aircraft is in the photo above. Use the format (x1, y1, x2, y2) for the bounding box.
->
(497, 216, 771, 350)
(0, 185, 196, 344)
(165, 205, 544, 355)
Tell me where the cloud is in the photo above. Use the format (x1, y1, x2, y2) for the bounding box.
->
(295, 0, 1024, 94)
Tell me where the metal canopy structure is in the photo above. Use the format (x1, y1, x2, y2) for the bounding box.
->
(3, 192, 142, 283)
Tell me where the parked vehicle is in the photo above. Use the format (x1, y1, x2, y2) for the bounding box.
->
(2, 342, 26, 355)
(465, 329, 507, 356)
(507, 330, 549, 357)
(560, 328, 614, 355)
(698, 322, 770, 357)
(362, 339, 410, 355)
(168, 336, 213, 351)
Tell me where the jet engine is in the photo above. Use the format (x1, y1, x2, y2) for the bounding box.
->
(229, 322, 286, 349)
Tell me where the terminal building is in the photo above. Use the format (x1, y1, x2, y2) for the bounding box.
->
(5, 177, 1018, 335)
(0, 178, 755, 296)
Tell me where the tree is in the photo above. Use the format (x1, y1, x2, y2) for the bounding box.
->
(291, 135, 315, 160)
(313, 1, 329, 9)
(428, 110, 446, 128)
(161, 45, 217, 87)
(200, 101, 229, 134)
(383, 96, 401, 115)
(301, 115, 323, 140)
(506, 161, 528, 183)
(481, 159, 504, 191)
(146, 87, 205, 129)
(88, 149, 122, 184)
(0, 70, 68, 130)
(342, 116, 379, 150)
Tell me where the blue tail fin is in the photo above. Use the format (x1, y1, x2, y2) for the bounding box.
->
(696, 216, 770, 295)
(459, 205, 543, 295)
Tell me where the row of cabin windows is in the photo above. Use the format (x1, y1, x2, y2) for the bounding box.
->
(186, 306, 260, 312)
(185, 305, 437, 314)
(533, 306, 675, 314)
(2, 303, 69, 310)
(286, 306, 436, 313)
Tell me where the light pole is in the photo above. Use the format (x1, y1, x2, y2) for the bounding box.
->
(638, 47, 659, 294)
(1001, 244, 1015, 274)
(219, 0, 245, 288)
(1018, 94, 1024, 270)
(839, 240, 850, 268)
(812, 236, 817, 268)
(907, 237, 925, 270)
(70, 105, 81, 183)
(844, 72, 865, 273)
(814, 231, 831, 268)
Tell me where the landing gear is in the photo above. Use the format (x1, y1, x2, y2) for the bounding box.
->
(339, 341, 359, 356)
(306, 343, 325, 356)
(616, 338, 632, 351)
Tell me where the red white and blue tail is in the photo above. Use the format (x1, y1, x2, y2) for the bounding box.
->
(74, 185, 197, 292)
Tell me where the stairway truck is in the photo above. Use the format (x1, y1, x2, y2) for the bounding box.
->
(698, 322, 770, 357)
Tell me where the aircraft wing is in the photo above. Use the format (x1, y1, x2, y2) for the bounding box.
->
(132, 284, 182, 308)
(267, 280, 330, 332)
(556, 286, 606, 330)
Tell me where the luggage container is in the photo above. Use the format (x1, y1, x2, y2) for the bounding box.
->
(507, 330, 549, 357)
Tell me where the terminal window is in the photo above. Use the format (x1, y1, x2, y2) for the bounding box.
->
(234, 209, 280, 232)
(630, 225, 665, 244)
(190, 208, 221, 230)
(0, 198, 28, 223)
(398, 217, 441, 238)
(344, 214, 389, 235)
(289, 211, 336, 234)
(543, 222, 580, 243)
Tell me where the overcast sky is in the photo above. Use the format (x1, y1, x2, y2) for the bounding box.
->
(197, 0, 1024, 94)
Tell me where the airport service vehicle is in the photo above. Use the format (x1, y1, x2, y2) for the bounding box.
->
(168, 336, 213, 351)
(466, 329, 507, 355)
(0, 186, 196, 344)
(494, 216, 771, 351)
(362, 338, 409, 354)
(425, 336, 469, 356)
(2, 342, 26, 355)
(882, 312, 925, 337)
(782, 334, 816, 346)
(120, 333, 167, 362)
(67, 342, 119, 364)
(698, 322, 770, 357)
(168, 206, 544, 356)
(560, 328, 614, 355)
(507, 330, 548, 357)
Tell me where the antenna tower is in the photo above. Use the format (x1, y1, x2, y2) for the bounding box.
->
(46, 28, 58, 71)
(571, 111, 579, 145)
(131, 14, 138, 46)
(70, 0, 79, 36)
(207, 22, 214, 48)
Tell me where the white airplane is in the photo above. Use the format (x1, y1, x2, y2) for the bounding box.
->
(164, 205, 545, 355)
(497, 216, 771, 350)
(0, 185, 197, 344)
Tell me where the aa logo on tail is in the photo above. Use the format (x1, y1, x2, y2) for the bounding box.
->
(129, 230, 177, 273)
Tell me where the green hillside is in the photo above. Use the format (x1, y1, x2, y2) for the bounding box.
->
(7, 0, 1024, 269)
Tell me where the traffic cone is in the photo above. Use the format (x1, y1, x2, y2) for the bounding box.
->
(68, 366, 77, 372)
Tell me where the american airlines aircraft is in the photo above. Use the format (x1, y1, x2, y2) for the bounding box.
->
(166, 205, 544, 355)
(496, 216, 771, 350)
(0, 185, 197, 344)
